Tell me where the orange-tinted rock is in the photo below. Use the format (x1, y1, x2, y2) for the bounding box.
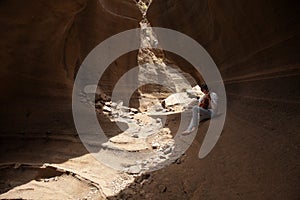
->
(143, 0, 300, 199)
(0, 0, 141, 134)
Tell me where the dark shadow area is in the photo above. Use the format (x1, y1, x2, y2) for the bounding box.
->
(0, 0, 141, 196)
(0, 164, 63, 194)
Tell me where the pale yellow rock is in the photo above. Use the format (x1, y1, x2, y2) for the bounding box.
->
(109, 134, 135, 144)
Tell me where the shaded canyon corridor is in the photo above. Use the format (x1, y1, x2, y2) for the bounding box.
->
(0, 0, 299, 199)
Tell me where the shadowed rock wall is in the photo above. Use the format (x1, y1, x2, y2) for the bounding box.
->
(0, 0, 299, 199)
(141, 0, 300, 199)
(0, 1, 141, 197)
(0, 0, 141, 135)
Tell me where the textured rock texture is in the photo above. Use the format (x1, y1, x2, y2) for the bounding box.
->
(128, 0, 299, 199)
(0, 0, 299, 199)
(0, 0, 141, 199)
(0, 0, 141, 135)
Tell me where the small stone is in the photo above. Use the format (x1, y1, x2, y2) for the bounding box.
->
(105, 101, 112, 106)
(159, 128, 171, 135)
(111, 102, 118, 108)
(164, 147, 172, 155)
(175, 156, 184, 164)
(135, 173, 150, 184)
(129, 112, 135, 116)
(124, 115, 134, 119)
(155, 106, 163, 112)
(90, 187, 97, 192)
(126, 165, 141, 174)
(130, 108, 139, 114)
(112, 113, 119, 118)
(159, 155, 166, 159)
(158, 184, 167, 193)
(109, 134, 135, 144)
(103, 106, 112, 112)
(151, 142, 160, 149)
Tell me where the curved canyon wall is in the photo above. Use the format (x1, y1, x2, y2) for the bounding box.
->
(144, 0, 300, 199)
(148, 0, 300, 133)
(0, 1, 141, 197)
(0, 0, 141, 135)
(0, 0, 299, 199)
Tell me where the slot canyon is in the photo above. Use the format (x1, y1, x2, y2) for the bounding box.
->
(0, 0, 299, 199)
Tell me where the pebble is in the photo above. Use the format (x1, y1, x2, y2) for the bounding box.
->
(158, 184, 167, 193)
(156, 118, 161, 123)
(164, 147, 172, 155)
(111, 102, 118, 108)
(103, 106, 112, 112)
(125, 165, 142, 174)
(105, 101, 112, 106)
(130, 108, 139, 114)
(151, 142, 160, 149)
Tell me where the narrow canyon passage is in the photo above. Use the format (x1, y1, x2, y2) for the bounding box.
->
(0, 0, 299, 199)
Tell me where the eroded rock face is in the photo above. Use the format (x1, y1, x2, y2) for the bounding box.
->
(148, 1, 300, 129)
(140, 0, 300, 199)
(0, 0, 299, 199)
(0, 1, 141, 199)
(0, 0, 141, 135)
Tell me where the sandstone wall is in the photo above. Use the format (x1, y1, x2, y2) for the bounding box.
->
(0, 0, 299, 199)
(143, 0, 300, 198)
(0, 0, 141, 135)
